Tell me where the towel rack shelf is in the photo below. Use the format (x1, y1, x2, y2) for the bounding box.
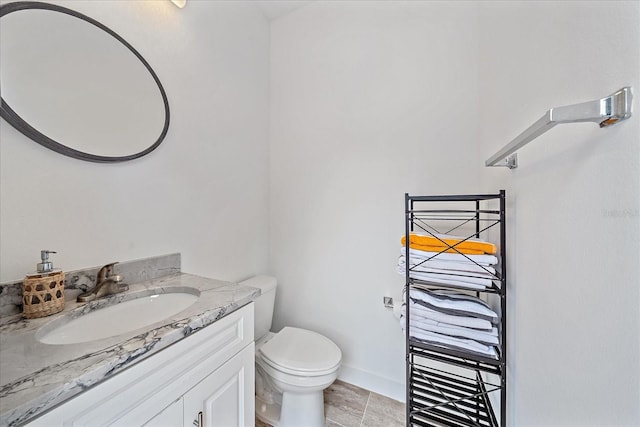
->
(486, 87, 633, 169)
(404, 191, 507, 427)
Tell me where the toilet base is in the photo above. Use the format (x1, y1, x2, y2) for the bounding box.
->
(280, 390, 325, 427)
(255, 390, 325, 427)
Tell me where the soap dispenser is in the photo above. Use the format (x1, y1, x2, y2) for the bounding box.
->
(22, 250, 65, 319)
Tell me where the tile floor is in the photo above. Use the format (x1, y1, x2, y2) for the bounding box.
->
(256, 380, 405, 427)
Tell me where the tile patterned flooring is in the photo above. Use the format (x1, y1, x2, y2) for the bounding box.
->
(256, 380, 405, 427)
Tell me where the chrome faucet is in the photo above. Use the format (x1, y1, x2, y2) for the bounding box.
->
(77, 262, 129, 302)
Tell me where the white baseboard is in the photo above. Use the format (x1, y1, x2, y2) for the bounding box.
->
(337, 364, 406, 403)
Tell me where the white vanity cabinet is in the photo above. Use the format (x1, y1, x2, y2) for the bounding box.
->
(27, 303, 255, 427)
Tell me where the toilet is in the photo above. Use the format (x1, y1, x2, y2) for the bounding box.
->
(240, 276, 342, 427)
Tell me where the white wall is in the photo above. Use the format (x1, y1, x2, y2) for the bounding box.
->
(478, 1, 640, 425)
(270, 0, 639, 422)
(0, 1, 270, 283)
(269, 1, 481, 401)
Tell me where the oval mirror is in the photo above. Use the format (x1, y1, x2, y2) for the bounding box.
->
(0, 2, 170, 162)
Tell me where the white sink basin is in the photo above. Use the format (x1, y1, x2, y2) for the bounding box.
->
(37, 288, 200, 345)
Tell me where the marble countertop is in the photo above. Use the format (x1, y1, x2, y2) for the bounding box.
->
(0, 273, 260, 426)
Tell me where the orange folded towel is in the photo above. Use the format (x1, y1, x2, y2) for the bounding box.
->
(401, 233, 497, 255)
(402, 243, 485, 255)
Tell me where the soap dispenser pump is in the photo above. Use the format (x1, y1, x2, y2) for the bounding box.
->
(37, 250, 57, 274)
(22, 250, 65, 319)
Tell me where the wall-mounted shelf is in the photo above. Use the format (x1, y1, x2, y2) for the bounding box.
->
(486, 87, 633, 169)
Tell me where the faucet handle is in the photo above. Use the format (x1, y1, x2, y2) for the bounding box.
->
(110, 275, 124, 283)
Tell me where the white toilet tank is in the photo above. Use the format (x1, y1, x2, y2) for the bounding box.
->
(239, 275, 277, 341)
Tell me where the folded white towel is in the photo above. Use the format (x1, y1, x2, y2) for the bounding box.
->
(401, 247, 498, 266)
(398, 262, 494, 286)
(408, 288, 498, 322)
(399, 255, 496, 276)
(402, 315, 499, 345)
(401, 320, 498, 358)
(406, 301, 493, 330)
(400, 268, 489, 290)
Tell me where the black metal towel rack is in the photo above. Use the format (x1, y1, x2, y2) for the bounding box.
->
(404, 191, 507, 426)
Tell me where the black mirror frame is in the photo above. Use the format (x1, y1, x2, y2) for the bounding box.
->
(0, 1, 170, 163)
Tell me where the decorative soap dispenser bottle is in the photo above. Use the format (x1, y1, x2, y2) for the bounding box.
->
(22, 250, 65, 319)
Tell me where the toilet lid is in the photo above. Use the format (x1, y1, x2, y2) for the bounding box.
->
(259, 327, 342, 374)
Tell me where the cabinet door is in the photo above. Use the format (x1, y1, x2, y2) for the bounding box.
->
(184, 343, 255, 427)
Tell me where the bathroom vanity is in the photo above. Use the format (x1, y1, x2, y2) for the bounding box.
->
(0, 256, 260, 426)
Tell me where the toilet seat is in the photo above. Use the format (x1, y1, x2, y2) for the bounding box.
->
(258, 327, 342, 377)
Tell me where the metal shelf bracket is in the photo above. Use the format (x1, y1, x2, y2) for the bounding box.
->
(485, 86, 633, 169)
